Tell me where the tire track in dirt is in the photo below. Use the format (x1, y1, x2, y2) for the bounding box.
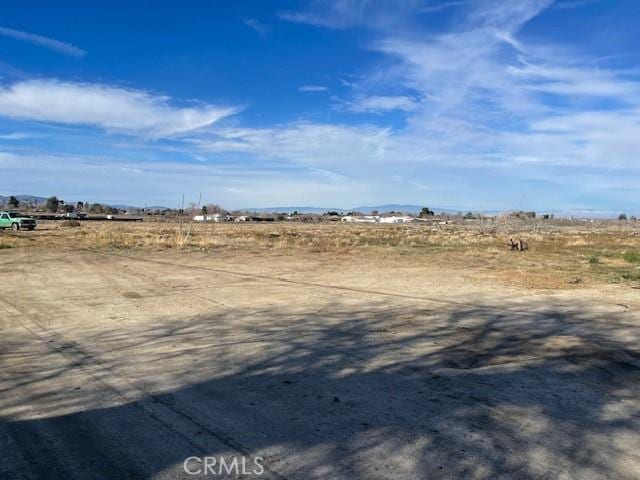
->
(87, 249, 630, 319)
(1, 298, 289, 480)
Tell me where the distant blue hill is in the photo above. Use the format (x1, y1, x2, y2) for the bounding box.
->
(2, 195, 632, 218)
(245, 204, 480, 215)
(243, 206, 350, 214)
(0, 194, 47, 205)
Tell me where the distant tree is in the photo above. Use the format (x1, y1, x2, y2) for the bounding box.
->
(76, 201, 84, 211)
(201, 205, 208, 215)
(371, 210, 379, 216)
(89, 203, 104, 214)
(464, 211, 474, 219)
(619, 213, 628, 221)
(45, 196, 60, 213)
(63, 204, 75, 213)
(205, 204, 225, 214)
(419, 207, 434, 218)
(7, 196, 19, 209)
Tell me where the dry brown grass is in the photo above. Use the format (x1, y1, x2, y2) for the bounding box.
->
(1, 219, 639, 289)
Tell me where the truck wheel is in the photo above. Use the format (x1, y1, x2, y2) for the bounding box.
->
(11, 223, 19, 231)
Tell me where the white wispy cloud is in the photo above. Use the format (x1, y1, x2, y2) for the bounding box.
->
(0, 79, 240, 138)
(194, 122, 391, 168)
(463, 0, 554, 32)
(279, 0, 425, 30)
(0, 26, 86, 57)
(0, 151, 363, 208)
(342, 95, 419, 112)
(241, 17, 272, 35)
(0, 132, 35, 140)
(420, 1, 466, 14)
(553, 0, 601, 9)
(229, 0, 640, 210)
(298, 85, 329, 92)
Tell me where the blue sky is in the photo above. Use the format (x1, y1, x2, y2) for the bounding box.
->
(0, 0, 639, 213)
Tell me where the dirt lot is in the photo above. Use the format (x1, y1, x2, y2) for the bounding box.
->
(1, 222, 640, 479)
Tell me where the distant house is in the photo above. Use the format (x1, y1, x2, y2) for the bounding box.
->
(379, 215, 413, 224)
(208, 213, 229, 222)
(193, 214, 230, 222)
(341, 215, 379, 224)
(342, 215, 414, 224)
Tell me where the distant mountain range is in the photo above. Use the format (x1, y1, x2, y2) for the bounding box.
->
(243, 204, 482, 215)
(0, 195, 168, 211)
(0, 195, 47, 205)
(0, 197, 479, 214)
(1, 195, 632, 218)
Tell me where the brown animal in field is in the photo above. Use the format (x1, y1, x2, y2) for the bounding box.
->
(509, 238, 528, 251)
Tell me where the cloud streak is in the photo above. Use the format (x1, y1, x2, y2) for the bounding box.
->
(241, 17, 272, 36)
(0, 26, 86, 57)
(342, 95, 419, 113)
(0, 79, 240, 138)
(298, 85, 328, 92)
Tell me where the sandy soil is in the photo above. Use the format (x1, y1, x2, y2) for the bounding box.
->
(1, 247, 639, 479)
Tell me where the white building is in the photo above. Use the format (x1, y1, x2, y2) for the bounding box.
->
(193, 214, 230, 222)
(379, 216, 414, 224)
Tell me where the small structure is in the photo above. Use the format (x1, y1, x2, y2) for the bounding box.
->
(379, 215, 413, 224)
(194, 214, 230, 222)
(341, 215, 379, 224)
(342, 215, 414, 224)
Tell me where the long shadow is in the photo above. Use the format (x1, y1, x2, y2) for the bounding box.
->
(1, 300, 639, 479)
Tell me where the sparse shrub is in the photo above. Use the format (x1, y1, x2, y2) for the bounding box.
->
(60, 220, 82, 228)
(0, 243, 12, 249)
(620, 271, 640, 281)
(588, 255, 600, 265)
(622, 250, 640, 264)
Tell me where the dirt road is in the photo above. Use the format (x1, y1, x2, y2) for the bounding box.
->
(1, 248, 639, 479)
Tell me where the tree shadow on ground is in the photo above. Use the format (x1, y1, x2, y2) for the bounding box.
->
(2, 299, 640, 479)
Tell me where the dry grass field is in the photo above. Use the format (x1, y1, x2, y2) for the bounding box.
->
(3, 218, 640, 289)
(1, 220, 640, 479)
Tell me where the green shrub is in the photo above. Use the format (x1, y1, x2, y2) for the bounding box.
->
(0, 243, 12, 249)
(588, 255, 599, 265)
(622, 250, 640, 264)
